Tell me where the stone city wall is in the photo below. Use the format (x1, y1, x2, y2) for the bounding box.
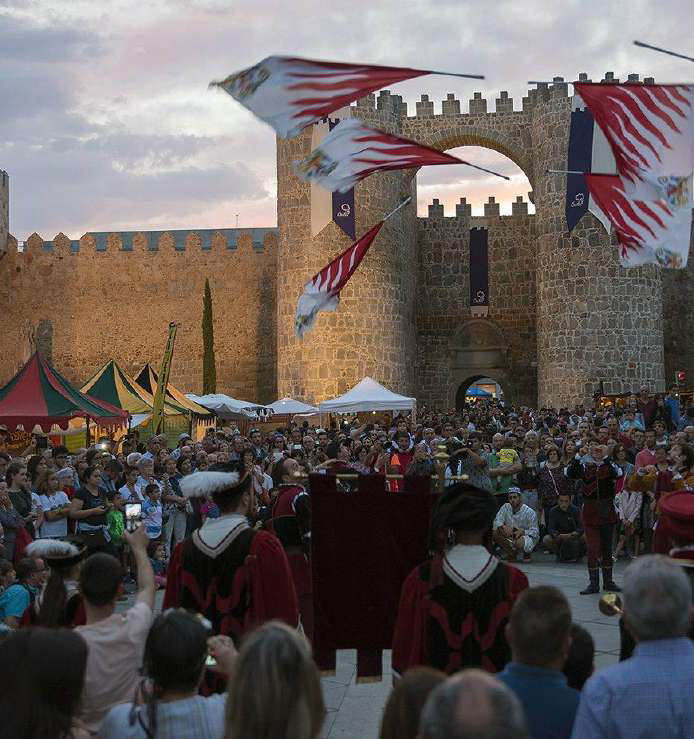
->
(0, 228, 278, 402)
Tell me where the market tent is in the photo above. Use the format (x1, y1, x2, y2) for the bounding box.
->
(135, 364, 212, 417)
(465, 386, 492, 397)
(319, 377, 416, 414)
(0, 353, 128, 432)
(268, 397, 319, 415)
(186, 393, 269, 419)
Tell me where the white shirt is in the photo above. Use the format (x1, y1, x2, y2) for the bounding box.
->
(39, 491, 70, 538)
(493, 502, 540, 545)
(118, 484, 143, 503)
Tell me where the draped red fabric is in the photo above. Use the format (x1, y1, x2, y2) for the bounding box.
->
(310, 472, 436, 680)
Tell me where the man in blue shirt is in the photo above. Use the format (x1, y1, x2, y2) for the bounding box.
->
(0, 557, 41, 628)
(572, 555, 694, 738)
(499, 585, 580, 739)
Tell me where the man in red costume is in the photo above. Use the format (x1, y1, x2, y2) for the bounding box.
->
(392, 483, 528, 678)
(164, 461, 298, 655)
(267, 456, 313, 638)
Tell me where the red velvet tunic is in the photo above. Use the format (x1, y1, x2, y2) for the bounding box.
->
(392, 549, 528, 677)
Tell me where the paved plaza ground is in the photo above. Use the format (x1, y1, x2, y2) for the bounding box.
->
(128, 554, 625, 738)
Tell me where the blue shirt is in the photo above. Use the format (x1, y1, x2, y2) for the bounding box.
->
(665, 395, 680, 427)
(572, 638, 694, 739)
(0, 583, 30, 622)
(499, 662, 579, 739)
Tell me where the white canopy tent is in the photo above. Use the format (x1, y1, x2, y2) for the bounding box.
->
(186, 393, 271, 420)
(318, 377, 416, 415)
(268, 397, 319, 416)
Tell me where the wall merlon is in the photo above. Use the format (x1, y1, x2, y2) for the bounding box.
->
(442, 93, 461, 117)
(428, 198, 444, 218)
(416, 94, 435, 118)
(495, 91, 513, 113)
(512, 195, 529, 216)
(355, 93, 376, 111)
(550, 77, 568, 99)
(601, 72, 619, 83)
(627, 73, 641, 84)
(484, 196, 500, 216)
(456, 197, 472, 219)
(469, 92, 487, 114)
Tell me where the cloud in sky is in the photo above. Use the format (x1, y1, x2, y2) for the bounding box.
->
(0, 0, 692, 237)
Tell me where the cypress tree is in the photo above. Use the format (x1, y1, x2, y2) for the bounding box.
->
(202, 278, 216, 393)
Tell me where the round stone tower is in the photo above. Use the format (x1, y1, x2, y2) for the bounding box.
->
(532, 77, 665, 407)
(276, 92, 418, 403)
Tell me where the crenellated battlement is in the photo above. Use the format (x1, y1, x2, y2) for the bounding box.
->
(9, 227, 278, 255)
(418, 195, 534, 223)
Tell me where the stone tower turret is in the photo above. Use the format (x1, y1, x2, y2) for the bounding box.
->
(276, 93, 418, 402)
(0, 170, 8, 256)
(531, 76, 665, 406)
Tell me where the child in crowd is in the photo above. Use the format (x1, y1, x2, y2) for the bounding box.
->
(613, 474, 643, 559)
(142, 483, 163, 544)
(149, 543, 168, 589)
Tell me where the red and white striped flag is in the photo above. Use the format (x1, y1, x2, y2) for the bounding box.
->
(585, 173, 692, 268)
(575, 83, 694, 200)
(211, 56, 481, 138)
(295, 198, 410, 337)
(293, 118, 494, 193)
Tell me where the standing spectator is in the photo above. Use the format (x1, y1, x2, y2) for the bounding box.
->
(634, 429, 657, 470)
(486, 433, 522, 507)
(36, 470, 71, 538)
(76, 524, 155, 732)
(637, 386, 657, 428)
(493, 488, 540, 562)
(572, 556, 694, 738)
(0, 485, 25, 561)
(445, 435, 493, 492)
(543, 493, 585, 562)
(613, 476, 643, 559)
(418, 669, 528, 739)
(0, 627, 90, 739)
(0, 557, 41, 628)
(70, 466, 113, 555)
(517, 444, 541, 516)
(98, 611, 236, 738)
(537, 447, 569, 531)
(563, 623, 595, 691)
(142, 483, 163, 544)
(379, 667, 445, 739)
(161, 458, 188, 557)
(223, 620, 325, 739)
(6, 462, 35, 534)
(664, 384, 681, 430)
(119, 465, 143, 503)
(499, 586, 579, 739)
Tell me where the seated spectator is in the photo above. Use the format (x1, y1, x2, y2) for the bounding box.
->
(563, 623, 595, 691)
(379, 667, 445, 739)
(0, 627, 90, 739)
(0, 557, 41, 628)
(499, 586, 579, 739)
(418, 669, 527, 739)
(224, 620, 325, 739)
(98, 610, 237, 738)
(76, 524, 155, 732)
(573, 555, 694, 738)
(543, 493, 585, 562)
(493, 487, 539, 562)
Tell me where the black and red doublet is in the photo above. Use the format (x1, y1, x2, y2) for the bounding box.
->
(267, 483, 313, 639)
(164, 513, 299, 640)
(392, 544, 528, 677)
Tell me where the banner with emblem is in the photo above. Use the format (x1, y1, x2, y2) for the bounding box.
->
(565, 95, 615, 233)
(469, 227, 489, 317)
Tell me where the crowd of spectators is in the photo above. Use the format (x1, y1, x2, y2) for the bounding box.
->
(0, 381, 693, 737)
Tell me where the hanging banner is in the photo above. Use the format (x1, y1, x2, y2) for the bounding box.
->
(565, 95, 615, 234)
(310, 109, 355, 239)
(469, 227, 489, 317)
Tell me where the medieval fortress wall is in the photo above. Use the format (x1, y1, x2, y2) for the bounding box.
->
(0, 74, 692, 407)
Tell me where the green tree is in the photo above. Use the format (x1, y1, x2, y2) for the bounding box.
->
(202, 278, 216, 393)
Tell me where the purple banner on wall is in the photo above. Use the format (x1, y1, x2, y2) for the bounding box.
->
(469, 227, 489, 317)
(329, 118, 356, 240)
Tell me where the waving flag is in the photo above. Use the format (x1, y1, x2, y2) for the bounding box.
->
(575, 83, 694, 200)
(565, 95, 615, 232)
(211, 56, 481, 138)
(294, 118, 469, 193)
(296, 198, 411, 337)
(585, 173, 692, 268)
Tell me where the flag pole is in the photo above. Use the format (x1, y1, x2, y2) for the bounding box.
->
(462, 162, 511, 180)
(427, 71, 485, 80)
(383, 196, 413, 222)
(634, 40, 694, 64)
(547, 169, 585, 175)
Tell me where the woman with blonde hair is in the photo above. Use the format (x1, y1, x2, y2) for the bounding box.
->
(224, 621, 325, 739)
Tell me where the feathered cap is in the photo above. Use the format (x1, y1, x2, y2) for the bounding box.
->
(180, 461, 251, 499)
(25, 536, 87, 569)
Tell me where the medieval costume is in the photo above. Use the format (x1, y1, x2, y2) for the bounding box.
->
(620, 490, 694, 659)
(21, 537, 87, 627)
(567, 454, 622, 594)
(163, 466, 299, 660)
(266, 482, 313, 639)
(392, 483, 528, 677)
